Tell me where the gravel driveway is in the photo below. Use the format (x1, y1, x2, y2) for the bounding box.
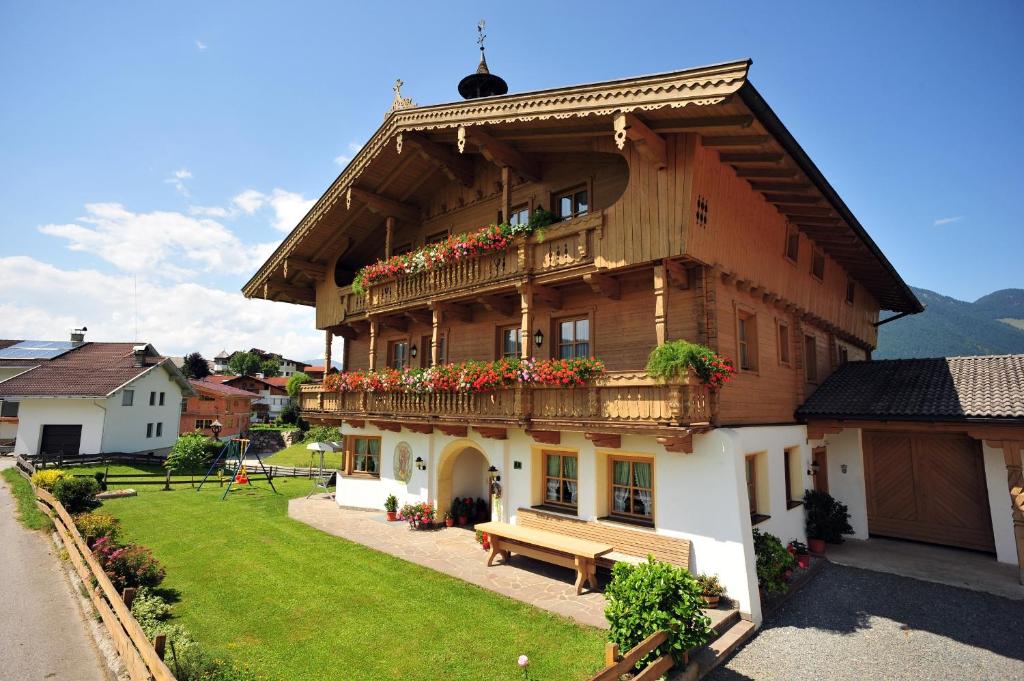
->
(708, 562, 1024, 681)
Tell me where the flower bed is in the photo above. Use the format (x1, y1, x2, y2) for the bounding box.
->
(351, 211, 554, 295)
(323, 357, 605, 395)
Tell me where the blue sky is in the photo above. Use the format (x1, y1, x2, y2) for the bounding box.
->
(1, 1, 1021, 359)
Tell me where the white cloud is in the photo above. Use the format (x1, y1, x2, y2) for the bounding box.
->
(39, 202, 276, 277)
(165, 168, 193, 196)
(334, 141, 362, 167)
(190, 187, 314, 232)
(196, 40, 207, 51)
(0, 256, 324, 361)
(933, 216, 963, 226)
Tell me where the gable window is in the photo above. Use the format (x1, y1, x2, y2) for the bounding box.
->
(556, 316, 590, 360)
(508, 204, 530, 226)
(122, 390, 134, 407)
(146, 423, 154, 438)
(425, 229, 449, 245)
(159, 392, 165, 406)
(845, 279, 855, 305)
(777, 320, 791, 366)
(345, 436, 381, 477)
(784, 225, 800, 262)
(554, 185, 588, 219)
(804, 335, 819, 384)
(156, 422, 163, 437)
(784, 448, 803, 509)
(610, 457, 654, 522)
(811, 248, 825, 281)
(388, 340, 409, 370)
(544, 452, 578, 509)
(736, 308, 758, 372)
(498, 325, 522, 360)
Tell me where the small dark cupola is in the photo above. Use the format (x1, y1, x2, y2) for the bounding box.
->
(458, 20, 507, 100)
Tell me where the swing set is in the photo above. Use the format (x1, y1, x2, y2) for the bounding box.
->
(196, 438, 278, 500)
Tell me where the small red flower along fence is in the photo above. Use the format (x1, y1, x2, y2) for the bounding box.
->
(322, 357, 606, 395)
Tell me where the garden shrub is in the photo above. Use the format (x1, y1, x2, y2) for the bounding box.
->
(167, 431, 216, 475)
(604, 557, 711, 669)
(129, 586, 172, 630)
(74, 511, 121, 547)
(752, 529, 795, 594)
(31, 469, 66, 491)
(93, 538, 166, 590)
(804, 489, 854, 543)
(52, 476, 100, 513)
(303, 425, 341, 444)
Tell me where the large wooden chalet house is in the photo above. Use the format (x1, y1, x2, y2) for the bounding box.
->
(245, 56, 1024, 622)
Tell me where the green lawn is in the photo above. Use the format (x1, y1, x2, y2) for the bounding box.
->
(92, 466, 604, 680)
(264, 442, 344, 469)
(1, 468, 52, 530)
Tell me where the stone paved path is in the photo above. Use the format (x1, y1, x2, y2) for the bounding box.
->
(0, 460, 109, 681)
(289, 496, 610, 627)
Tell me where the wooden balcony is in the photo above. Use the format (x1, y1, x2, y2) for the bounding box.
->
(363, 213, 602, 315)
(298, 370, 712, 444)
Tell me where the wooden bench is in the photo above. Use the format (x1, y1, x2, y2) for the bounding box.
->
(475, 521, 613, 594)
(516, 508, 691, 570)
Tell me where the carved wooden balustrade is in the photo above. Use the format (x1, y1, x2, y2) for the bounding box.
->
(363, 214, 600, 314)
(298, 368, 711, 431)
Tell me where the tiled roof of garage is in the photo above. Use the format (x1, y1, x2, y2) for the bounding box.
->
(796, 355, 1024, 421)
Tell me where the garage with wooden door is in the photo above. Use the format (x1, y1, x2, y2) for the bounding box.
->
(863, 431, 994, 552)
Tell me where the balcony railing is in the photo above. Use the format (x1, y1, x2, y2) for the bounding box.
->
(363, 213, 601, 314)
(298, 370, 711, 431)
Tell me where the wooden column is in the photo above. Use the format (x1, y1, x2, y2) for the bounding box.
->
(384, 216, 395, 258)
(519, 283, 532, 360)
(653, 264, 667, 346)
(367, 319, 378, 371)
(500, 166, 512, 224)
(992, 440, 1024, 583)
(431, 304, 441, 366)
(324, 329, 332, 376)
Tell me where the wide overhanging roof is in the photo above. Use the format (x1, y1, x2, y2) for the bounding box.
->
(243, 59, 921, 314)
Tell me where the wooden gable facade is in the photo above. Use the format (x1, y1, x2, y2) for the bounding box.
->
(244, 59, 920, 433)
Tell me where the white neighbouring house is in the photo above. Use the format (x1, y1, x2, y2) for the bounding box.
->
(0, 338, 194, 458)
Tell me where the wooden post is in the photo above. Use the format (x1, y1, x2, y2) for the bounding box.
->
(653, 264, 667, 346)
(431, 304, 441, 367)
(121, 587, 137, 608)
(324, 329, 333, 376)
(368, 319, 378, 371)
(997, 440, 1024, 584)
(384, 216, 394, 258)
(604, 641, 620, 666)
(519, 283, 532, 360)
(500, 166, 512, 223)
(153, 634, 166, 660)
(163, 469, 171, 491)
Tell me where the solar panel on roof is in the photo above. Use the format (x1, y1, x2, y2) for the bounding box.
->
(0, 340, 75, 360)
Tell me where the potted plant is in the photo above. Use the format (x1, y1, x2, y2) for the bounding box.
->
(696, 573, 726, 608)
(804, 490, 854, 554)
(384, 494, 399, 521)
(788, 540, 811, 569)
(444, 511, 454, 528)
(753, 528, 795, 595)
(461, 497, 473, 526)
(475, 497, 488, 522)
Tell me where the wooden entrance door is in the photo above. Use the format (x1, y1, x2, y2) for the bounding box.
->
(863, 432, 995, 552)
(812, 446, 828, 493)
(40, 424, 82, 457)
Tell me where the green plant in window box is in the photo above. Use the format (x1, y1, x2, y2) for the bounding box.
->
(645, 339, 735, 389)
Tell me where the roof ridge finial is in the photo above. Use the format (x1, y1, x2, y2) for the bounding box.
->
(386, 77, 415, 118)
(476, 19, 489, 74)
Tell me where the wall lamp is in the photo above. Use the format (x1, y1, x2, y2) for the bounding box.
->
(533, 329, 544, 348)
(487, 464, 500, 482)
(415, 456, 426, 471)
(410, 344, 418, 359)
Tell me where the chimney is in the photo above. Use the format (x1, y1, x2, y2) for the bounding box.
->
(70, 326, 87, 345)
(132, 344, 148, 367)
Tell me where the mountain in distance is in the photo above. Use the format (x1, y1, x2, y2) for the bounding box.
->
(301, 359, 344, 370)
(875, 287, 1024, 359)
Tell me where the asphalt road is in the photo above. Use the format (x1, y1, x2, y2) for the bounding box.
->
(0, 460, 109, 681)
(708, 562, 1024, 681)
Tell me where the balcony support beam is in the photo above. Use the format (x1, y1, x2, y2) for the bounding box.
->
(284, 258, 326, 281)
(385, 216, 394, 258)
(343, 419, 365, 429)
(347, 187, 420, 224)
(532, 284, 562, 310)
(404, 309, 432, 326)
(585, 432, 621, 448)
(527, 430, 561, 445)
(370, 420, 401, 433)
(405, 423, 433, 435)
(367, 319, 378, 371)
(324, 329, 332, 378)
(663, 258, 691, 290)
(653, 264, 667, 346)
(431, 305, 441, 367)
(477, 295, 514, 317)
(658, 434, 695, 454)
(519, 283, 533, 360)
(613, 112, 668, 168)
(583, 272, 620, 300)
(438, 424, 468, 438)
(459, 126, 542, 182)
(403, 133, 474, 187)
(476, 426, 508, 441)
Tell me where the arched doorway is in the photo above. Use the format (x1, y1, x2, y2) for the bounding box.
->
(436, 440, 492, 523)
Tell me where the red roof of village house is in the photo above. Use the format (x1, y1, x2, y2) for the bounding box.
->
(190, 379, 261, 399)
(0, 342, 193, 398)
(262, 376, 289, 387)
(305, 366, 326, 373)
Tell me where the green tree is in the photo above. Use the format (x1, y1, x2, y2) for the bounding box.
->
(286, 371, 311, 398)
(227, 351, 262, 376)
(166, 431, 215, 486)
(260, 357, 281, 377)
(182, 352, 211, 379)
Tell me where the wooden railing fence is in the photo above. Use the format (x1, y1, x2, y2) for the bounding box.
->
(589, 630, 678, 681)
(22, 472, 176, 681)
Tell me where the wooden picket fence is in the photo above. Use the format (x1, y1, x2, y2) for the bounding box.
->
(28, 481, 176, 681)
(589, 630, 680, 681)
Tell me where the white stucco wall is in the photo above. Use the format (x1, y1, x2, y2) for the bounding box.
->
(102, 366, 183, 455)
(982, 441, 1017, 565)
(13, 399, 106, 456)
(816, 428, 869, 539)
